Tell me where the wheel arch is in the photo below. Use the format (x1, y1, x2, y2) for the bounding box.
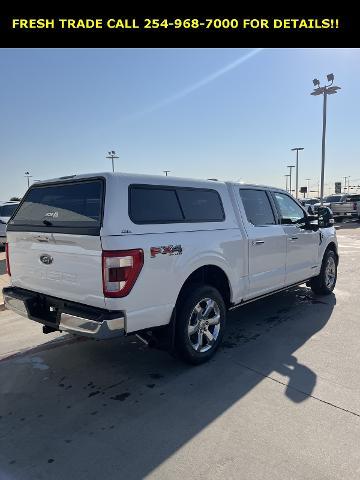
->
(325, 241, 339, 265)
(176, 265, 232, 309)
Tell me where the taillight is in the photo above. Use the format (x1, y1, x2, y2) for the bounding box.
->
(102, 249, 143, 298)
(5, 242, 11, 276)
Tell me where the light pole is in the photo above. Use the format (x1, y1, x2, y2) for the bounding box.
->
(106, 150, 119, 172)
(24, 171, 32, 188)
(287, 165, 295, 196)
(306, 178, 311, 196)
(163, 170, 171, 176)
(311, 73, 341, 205)
(291, 147, 304, 199)
(284, 174, 290, 192)
(343, 176, 347, 194)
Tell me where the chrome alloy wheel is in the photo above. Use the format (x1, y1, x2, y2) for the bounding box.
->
(187, 298, 221, 353)
(325, 255, 336, 289)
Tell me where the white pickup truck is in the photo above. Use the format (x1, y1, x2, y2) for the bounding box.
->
(314, 194, 360, 223)
(3, 173, 338, 364)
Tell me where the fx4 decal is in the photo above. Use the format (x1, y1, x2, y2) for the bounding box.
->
(150, 245, 183, 258)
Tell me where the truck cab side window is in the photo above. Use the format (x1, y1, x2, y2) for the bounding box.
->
(273, 192, 305, 224)
(239, 189, 276, 226)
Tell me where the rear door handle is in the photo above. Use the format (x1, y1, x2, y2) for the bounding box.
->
(289, 236, 298, 241)
(252, 240, 265, 245)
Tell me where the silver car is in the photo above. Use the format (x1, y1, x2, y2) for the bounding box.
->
(0, 202, 19, 247)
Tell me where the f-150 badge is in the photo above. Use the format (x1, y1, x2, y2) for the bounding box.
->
(150, 245, 183, 258)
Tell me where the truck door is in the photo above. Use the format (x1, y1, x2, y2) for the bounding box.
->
(272, 191, 320, 285)
(238, 188, 287, 298)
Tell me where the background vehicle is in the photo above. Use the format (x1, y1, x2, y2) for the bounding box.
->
(314, 194, 360, 222)
(3, 173, 338, 364)
(0, 201, 19, 247)
(299, 197, 320, 215)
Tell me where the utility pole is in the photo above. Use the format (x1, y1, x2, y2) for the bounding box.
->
(306, 178, 311, 195)
(291, 147, 304, 199)
(287, 165, 295, 196)
(106, 150, 119, 172)
(163, 170, 171, 176)
(311, 74, 341, 204)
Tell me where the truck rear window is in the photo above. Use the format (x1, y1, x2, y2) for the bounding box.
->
(346, 195, 360, 202)
(324, 195, 342, 202)
(0, 204, 18, 217)
(8, 180, 104, 235)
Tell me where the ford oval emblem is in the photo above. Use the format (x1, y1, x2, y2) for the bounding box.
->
(40, 254, 53, 265)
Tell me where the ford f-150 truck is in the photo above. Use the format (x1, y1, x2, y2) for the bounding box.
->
(314, 194, 360, 223)
(2, 173, 338, 364)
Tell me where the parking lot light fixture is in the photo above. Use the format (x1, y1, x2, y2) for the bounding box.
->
(291, 147, 304, 199)
(311, 74, 341, 205)
(106, 150, 119, 172)
(24, 171, 32, 188)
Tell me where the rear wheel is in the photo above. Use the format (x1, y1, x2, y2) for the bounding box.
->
(310, 250, 337, 295)
(334, 217, 343, 223)
(175, 285, 226, 364)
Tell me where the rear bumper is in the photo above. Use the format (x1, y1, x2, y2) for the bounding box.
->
(2, 287, 125, 339)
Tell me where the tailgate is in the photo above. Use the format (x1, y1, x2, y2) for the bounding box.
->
(332, 203, 356, 214)
(6, 177, 106, 309)
(7, 232, 105, 308)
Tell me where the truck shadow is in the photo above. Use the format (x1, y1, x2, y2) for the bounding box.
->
(335, 219, 360, 230)
(0, 286, 335, 479)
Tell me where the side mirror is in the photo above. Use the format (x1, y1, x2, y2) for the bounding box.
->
(318, 206, 334, 228)
(298, 216, 319, 231)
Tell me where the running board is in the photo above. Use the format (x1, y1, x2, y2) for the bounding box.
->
(229, 279, 312, 311)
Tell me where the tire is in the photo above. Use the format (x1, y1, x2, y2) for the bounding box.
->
(334, 218, 343, 223)
(175, 284, 226, 365)
(310, 250, 337, 295)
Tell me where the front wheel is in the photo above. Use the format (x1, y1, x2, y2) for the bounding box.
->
(175, 285, 226, 365)
(310, 250, 337, 295)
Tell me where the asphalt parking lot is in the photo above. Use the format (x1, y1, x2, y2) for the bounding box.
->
(0, 222, 360, 480)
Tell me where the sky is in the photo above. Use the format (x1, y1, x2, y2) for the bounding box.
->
(0, 48, 359, 200)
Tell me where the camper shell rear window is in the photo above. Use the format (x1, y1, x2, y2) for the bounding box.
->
(7, 178, 104, 235)
(129, 184, 225, 224)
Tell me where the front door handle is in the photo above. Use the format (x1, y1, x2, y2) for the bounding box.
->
(252, 240, 265, 245)
(289, 236, 298, 241)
